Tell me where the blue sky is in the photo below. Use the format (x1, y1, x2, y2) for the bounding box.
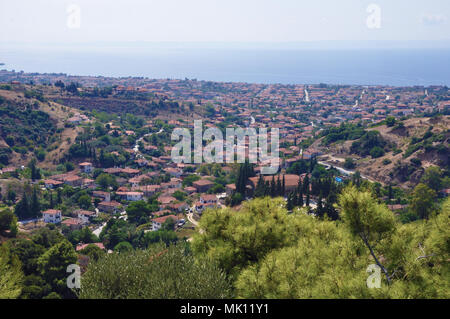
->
(0, 0, 449, 45)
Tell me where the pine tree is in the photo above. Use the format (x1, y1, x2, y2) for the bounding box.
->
(282, 175, 286, 197)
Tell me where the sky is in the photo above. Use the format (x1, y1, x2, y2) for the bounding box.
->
(0, 0, 449, 46)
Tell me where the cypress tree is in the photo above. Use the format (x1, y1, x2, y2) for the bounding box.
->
(270, 176, 276, 197)
(31, 187, 40, 218)
(255, 175, 265, 198)
(276, 175, 282, 197)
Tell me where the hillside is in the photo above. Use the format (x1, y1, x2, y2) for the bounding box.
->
(0, 86, 83, 168)
(315, 116, 450, 189)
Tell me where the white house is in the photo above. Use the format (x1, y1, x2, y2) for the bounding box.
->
(151, 215, 178, 231)
(77, 210, 97, 224)
(116, 191, 143, 201)
(42, 209, 62, 224)
(200, 194, 218, 204)
(79, 162, 93, 173)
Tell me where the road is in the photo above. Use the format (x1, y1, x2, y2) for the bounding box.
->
(93, 222, 106, 237)
(318, 160, 377, 183)
(133, 128, 164, 156)
(186, 212, 198, 227)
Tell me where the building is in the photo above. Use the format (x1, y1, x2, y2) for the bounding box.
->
(44, 179, 64, 189)
(93, 191, 111, 202)
(79, 162, 93, 173)
(77, 210, 97, 224)
(62, 218, 84, 230)
(98, 200, 121, 213)
(199, 194, 218, 204)
(151, 214, 178, 231)
(42, 209, 62, 224)
(192, 179, 215, 193)
(115, 191, 143, 201)
(63, 175, 83, 187)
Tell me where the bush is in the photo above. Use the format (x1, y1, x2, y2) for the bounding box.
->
(343, 158, 356, 169)
(370, 146, 385, 158)
(78, 244, 232, 299)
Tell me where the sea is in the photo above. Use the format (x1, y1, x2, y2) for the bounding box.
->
(1, 43, 450, 86)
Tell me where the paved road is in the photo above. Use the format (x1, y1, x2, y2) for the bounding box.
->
(318, 160, 377, 183)
(133, 128, 164, 156)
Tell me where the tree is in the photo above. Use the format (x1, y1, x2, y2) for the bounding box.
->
(254, 175, 265, 198)
(338, 185, 396, 284)
(343, 157, 356, 169)
(28, 158, 41, 181)
(14, 191, 31, 220)
(192, 197, 300, 278)
(410, 183, 437, 220)
(0, 209, 18, 237)
(77, 194, 92, 210)
(95, 173, 117, 191)
(126, 200, 152, 224)
(78, 244, 106, 262)
(114, 241, 133, 253)
(386, 116, 396, 127)
(235, 214, 369, 299)
(78, 244, 232, 299)
(420, 166, 443, 192)
(37, 240, 77, 297)
(30, 186, 41, 218)
(0, 244, 24, 299)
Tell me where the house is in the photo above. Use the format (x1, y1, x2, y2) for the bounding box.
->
(225, 184, 236, 195)
(116, 191, 143, 201)
(184, 186, 197, 194)
(93, 191, 111, 202)
(134, 185, 161, 197)
(44, 179, 64, 189)
(76, 242, 105, 252)
(79, 162, 93, 173)
(164, 167, 183, 178)
(200, 194, 218, 204)
(77, 210, 97, 223)
(63, 175, 83, 187)
(192, 179, 215, 193)
(151, 214, 178, 231)
(194, 201, 217, 213)
(42, 209, 62, 224)
(98, 200, 121, 213)
(157, 195, 177, 206)
(62, 218, 84, 230)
